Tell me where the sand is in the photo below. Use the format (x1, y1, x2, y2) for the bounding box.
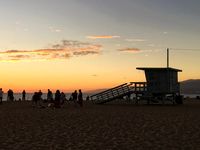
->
(0, 100, 200, 150)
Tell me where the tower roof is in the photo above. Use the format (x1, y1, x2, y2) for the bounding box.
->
(136, 67, 182, 72)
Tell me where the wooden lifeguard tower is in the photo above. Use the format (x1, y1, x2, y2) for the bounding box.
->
(136, 67, 182, 104)
(91, 48, 183, 104)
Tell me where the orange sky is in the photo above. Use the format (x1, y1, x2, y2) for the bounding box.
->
(0, 0, 200, 92)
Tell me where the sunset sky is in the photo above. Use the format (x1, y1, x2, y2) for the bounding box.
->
(0, 0, 200, 92)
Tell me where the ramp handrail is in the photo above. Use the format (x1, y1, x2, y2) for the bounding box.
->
(91, 83, 128, 97)
(90, 82, 147, 103)
(90, 83, 131, 102)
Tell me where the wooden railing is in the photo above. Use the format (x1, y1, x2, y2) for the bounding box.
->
(90, 83, 131, 102)
(130, 82, 147, 93)
(90, 82, 148, 103)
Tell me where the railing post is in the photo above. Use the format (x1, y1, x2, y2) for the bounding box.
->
(122, 85, 125, 94)
(111, 89, 114, 98)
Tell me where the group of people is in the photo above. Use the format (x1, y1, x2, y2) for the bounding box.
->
(32, 89, 83, 108)
(71, 89, 83, 107)
(0, 88, 85, 108)
(0, 89, 16, 103)
(45, 89, 67, 108)
(0, 88, 26, 103)
(32, 90, 43, 106)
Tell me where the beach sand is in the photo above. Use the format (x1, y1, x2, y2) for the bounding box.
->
(0, 100, 200, 150)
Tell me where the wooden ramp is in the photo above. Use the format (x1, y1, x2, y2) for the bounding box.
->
(90, 82, 147, 104)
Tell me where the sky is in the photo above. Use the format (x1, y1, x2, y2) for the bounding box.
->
(0, 0, 200, 92)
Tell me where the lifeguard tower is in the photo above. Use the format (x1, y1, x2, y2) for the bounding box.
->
(91, 49, 183, 104)
(135, 67, 182, 104)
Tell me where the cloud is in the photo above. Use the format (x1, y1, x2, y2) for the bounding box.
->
(4, 50, 25, 53)
(125, 38, 147, 42)
(91, 74, 98, 77)
(115, 44, 121, 47)
(73, 51, 99, 56)
(148, 44, 155, 47)
(9, 55, 31, 59)
(0, 40, 102, 62)
(15, 21, 20, 25)
(48, 26, 62, 33)
(55, 29, 62, 32)
(86, 35, 120, 39)
(23, 28, 29, 32)
(118, 48, 141, 53)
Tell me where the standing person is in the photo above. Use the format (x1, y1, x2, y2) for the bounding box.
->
(47, 89, 53, 103)
(60, 92, 66, 106)
(72, 90, 78, 107)
(78, 89, 83, 107)
(32, 92, 38, 106)
(37, 90, 43, 106)
(54, 90, 61, 108)
(0, 88, 3, 104)
(7, 89, 11, 101)
(7, 89, 14, 101)
(38, 90, 43, 101)
(10, 89, 14, 101)
(22, 90, 26, 101)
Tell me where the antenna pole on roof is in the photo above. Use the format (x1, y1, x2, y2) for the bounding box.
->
(167, 48, 169, 68)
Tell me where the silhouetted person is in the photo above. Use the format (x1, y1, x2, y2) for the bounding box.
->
(38, 90, 43, 103)
(86, 95, 90, 101)
(47, 89, 53, 103)
(7, 89, 14, 101)
(22, 90, 26, 101)
(32, 92, 39, 106)
(54, 90, 61, 108)
(38, 90, 43, 99)
(69, 95, 73, 101)
(72, 90, 78, 106)
(60, 92, 66, 105)
(0, 88, 3, 104)
(7, 89, 10, 101)
(78, 89, 83, 107)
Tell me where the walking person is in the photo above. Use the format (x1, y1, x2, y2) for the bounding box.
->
(0, 88, 3, 104)
(22, 90, 26, 101)
(78, 89, 83, 107)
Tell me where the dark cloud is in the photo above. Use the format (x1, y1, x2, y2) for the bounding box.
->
(60, 53, 71, 59)
(73, 51, 99, 56)
(9, 55, 31, 59)
(52, 40, 97, 49)
(3, 50, 27, 53)
(118, 48, 141, 53)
